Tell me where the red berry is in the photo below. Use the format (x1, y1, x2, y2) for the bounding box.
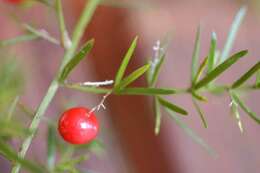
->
(58, 107, 99, 145)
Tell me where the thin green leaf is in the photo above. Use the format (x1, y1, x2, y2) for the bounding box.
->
(164, 108, 216, 157)
(194, 50, 248, 90)
(0, 121, 31, 138)
(56, 155, 88, 172)
(7, 96, 19, 121)
(256, 70, 260, 87)
(148, 35, 171, 86)
(47, 125, 56, 170)
(230, 95, 243, 133)
(64, 84, 111, 94)
(193, 56, 208, 84)
(0, 140, 45, 173)
(149, 55, 165, 87)
(208, 32, 217, 73)
(59, 39, 94, 81)
(0, 58, 23, 110)
(154, 97, 162, 135)
(207, 85, 227, 95)
(18, 102, 35, 119)
(117, 87, 176, 95)
(192, 98, 208, 128)
(75, 139, 105, 156)
(116, 64, 150, 90)
(23, 24, 60, 45)
(191, 25, 201, 83)
(158, 97, 188, 115)
(191, 91, 207, 102)
(220, 6, 247, 63)
(0, 34, 38, 47)
(232, 61, 260, 88)
(231, 92, 260, 124)
(114, 36, 138, 87)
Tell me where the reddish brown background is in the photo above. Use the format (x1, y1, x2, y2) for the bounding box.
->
(1, 0, 260, 172)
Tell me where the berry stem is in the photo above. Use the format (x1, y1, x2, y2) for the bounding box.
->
(90, 91, 111, 113)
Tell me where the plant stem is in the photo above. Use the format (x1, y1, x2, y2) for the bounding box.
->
(11, 80, 59, 173)
(55, 0, 71, 49)
(64, 82, 260, 97)
(23, 24, 60, 45)
(58, 0, 100, 72)
(11, 1, 100, 173)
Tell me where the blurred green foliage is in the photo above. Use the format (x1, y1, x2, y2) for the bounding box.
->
(0, 56, 23, 111)
(0, 55, 26, 139)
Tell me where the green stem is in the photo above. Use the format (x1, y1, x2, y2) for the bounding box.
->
(55, 0, 71, 49)
(11, 1, 100, 173)
(11, 80, 59, 173)
(23, 24, 60, 45)
(58, 0, 100, 72)
(65, 83, 260, 97)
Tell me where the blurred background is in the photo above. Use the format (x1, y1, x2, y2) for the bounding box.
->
(1, 0, 260, 172)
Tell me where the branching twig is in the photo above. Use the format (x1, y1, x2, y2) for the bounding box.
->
(23, 24, 60, 45)
(90, 92, 111, 113)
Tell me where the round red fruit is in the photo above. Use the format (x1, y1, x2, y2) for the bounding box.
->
(58, 107, 99, 145)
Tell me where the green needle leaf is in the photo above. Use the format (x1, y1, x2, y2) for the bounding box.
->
(117, 87, 176, 95)
(192, 98, 208, 128)
(0, 121, 31, 138)
(193, 56, 208, 85)
(158, 97, 188, 115)
(154, 97, 162, 135)
(47, 125, 56, 170)
(149, 54, 165, 87)
(23, 24, 60, 45)
(55, 155, 88, 173)
(191, 25, 201, 83)
(208, 32, 217, 73)
(115, 63, 150, 90)
(0, 140, 45, 173)
(59, 39, 94, 81)
(256, 70, 260, 87)
(194, 50, 248, 90)
(231, 92, 260, 124)
(191, 91, 207, 102)
(232, 61, 260, 88)
(75, 139, 105, 156)
(230, 94, 243, 133)
(164, 108, 216, 157)
(7, 96, 19, 121)
(147, 34, 171, 86)
(114, 36, 138, 87)
(220, 6, 247, 63)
